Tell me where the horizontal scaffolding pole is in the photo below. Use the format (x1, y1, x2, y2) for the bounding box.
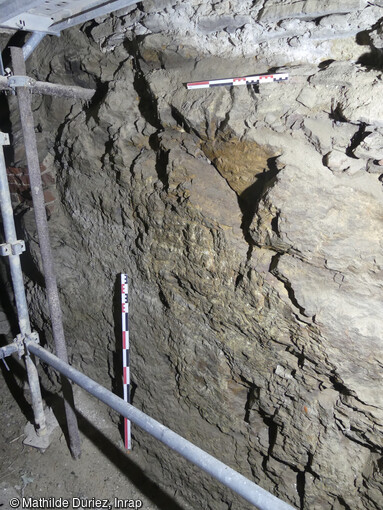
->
(0, 341, 18, 359)
(26, 340, 296, 510)
(0, 75, 95, 100)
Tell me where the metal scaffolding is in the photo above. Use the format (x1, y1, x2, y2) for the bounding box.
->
(0, 131, 47, 437)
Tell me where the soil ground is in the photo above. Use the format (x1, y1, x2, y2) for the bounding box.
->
(0, 352, 191, 510)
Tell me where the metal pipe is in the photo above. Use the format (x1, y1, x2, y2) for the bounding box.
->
(0, 131, 46, 435)
(25, 354, 48, 435)
(27, 341, 296, 510)
(10, 46, 81, 459)
(22, 32, 46, 61)
(0, 342, 18, 359)
(25, 79, 94, 100)
(0, 50, 5, 76)
(0, 75, 95, 100)
(0, 74, 94, 99)
(0, 135, 31, 335)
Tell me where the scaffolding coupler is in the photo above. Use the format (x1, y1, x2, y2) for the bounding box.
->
(8, 75, 36, 91)
(0, 239, 26, 256)
(0, 73, 94, 101)
(0, 331, 39, 360)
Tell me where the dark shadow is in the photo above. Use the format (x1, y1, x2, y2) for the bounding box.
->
(15, 210, 46, 288)
(124, 37, 162, 130)
(75, 411, 185, 510)
(318, 59, 335, 70)
(329, 374, 354, 397)
(81, 19, 98, 39)
(356, 21, 383, 71)
(247, 83, 259, 94)
(155, 144, 169, 189)
(238, 156, 281, 236)
(0, 87, 13, 164)
(329, 104, 348, 123)
(357, 49, 383, 70)
(0, 232, 76, 455)
(1, 360, 185, 510)
(336, 497, 352, 510)
(84, 80, 109, 123)
(0, 258, 19, 338)
(244, 384, 260, 424)
(356, 29, 372, 46)
(0, 232, 41, 425)
(0, 207, 46, 291)
(0, 31, 29, 164)
(270, 253, 307, 316)
(0, 352, 34, 423)
(296, 470, 305, 510)
(171, 105, 191, 134)
(4, 348, 184, 510)
(6, 360, 76, 457)
(0, 61, 12, 164)
(1, 32, 28, 67)
(346, 122, 370, 158)
(260, 412, 278, 473)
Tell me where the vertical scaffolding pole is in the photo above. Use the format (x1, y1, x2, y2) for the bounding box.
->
(10, 46, 81, 458)
(0, 131, 46, 435)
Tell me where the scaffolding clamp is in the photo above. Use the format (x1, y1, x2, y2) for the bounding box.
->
(0, 342, 19, 359)
(8, 75, 36, 91)
(16, 331, 40, 358)
(0, 240, 26, 256)
(22, 331, 40, 348)
(0, 332, 36, 361)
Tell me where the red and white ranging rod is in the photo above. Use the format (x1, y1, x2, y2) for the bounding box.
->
(121, 274, 131, 450)
(187, 72, 289, 89)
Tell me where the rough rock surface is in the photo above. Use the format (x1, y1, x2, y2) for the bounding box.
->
(4, 1, 383, 509)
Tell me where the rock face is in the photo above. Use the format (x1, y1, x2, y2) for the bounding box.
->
(7, 1, 383, 509)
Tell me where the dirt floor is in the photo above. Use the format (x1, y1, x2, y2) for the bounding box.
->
(0, 352, 192, 510)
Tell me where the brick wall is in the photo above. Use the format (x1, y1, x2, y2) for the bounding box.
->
(6, 164, 57, 217)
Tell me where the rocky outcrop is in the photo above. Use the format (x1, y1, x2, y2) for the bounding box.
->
(6, 1, 383, 509)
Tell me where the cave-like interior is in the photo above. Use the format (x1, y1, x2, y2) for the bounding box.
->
(1, 2, 383, 510)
